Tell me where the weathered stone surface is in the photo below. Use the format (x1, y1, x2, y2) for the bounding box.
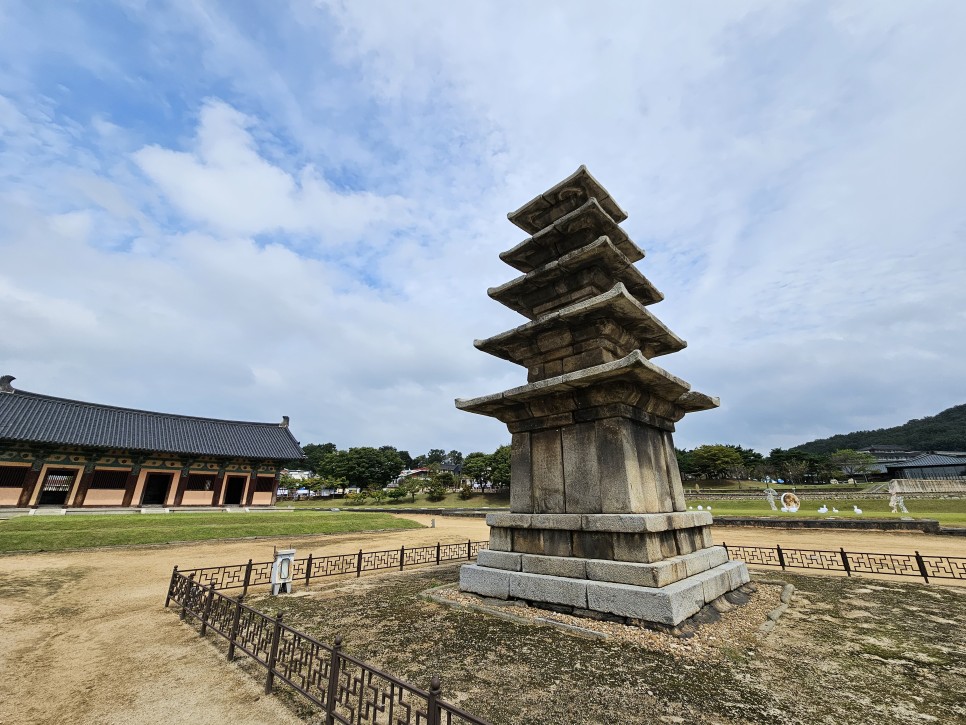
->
(531, 428, 565, 513)
(459, 564, 511, 599)
(510, 432, 532, 513)
(586, 576, 707, 626)
(486, 512, 533, 529)
(530, 513, 583, 529)
(522, 553, 588, 579)
(507, 571, 589, 609)
(489, 528, 512, 552)
(476, 550, 522, 572)
(683, 546, 729, 577)
(580, 512, 711, 532)
(562, 421, 602, 513)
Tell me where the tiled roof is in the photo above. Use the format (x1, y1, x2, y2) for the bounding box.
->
(0, 382, 304, 461)
(887, 453, 966, 469)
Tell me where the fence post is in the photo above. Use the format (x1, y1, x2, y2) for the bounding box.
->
(199, 583, 215, 637)
(356, 549, 363, 578)
(914, 551, 930, 583)
(721, 542, 729, 560)
(427, 674, 441, 725)
(776, 545, 787, 571)
(400, 545, 406, 571)
(164, 565, 179, 607)
(242, 558, 253, 596)
(265, 611, 284, 695)
(840, 548, 852, 577)
(180, 573, 196, 620)
(436, 542, 441, 566)
(467, 539, 472, 560)
(305, 554, 313, 589)
(227, 594, 244, 661)
(324, 635, 344, 725)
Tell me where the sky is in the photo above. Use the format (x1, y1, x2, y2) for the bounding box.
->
(2, 1, 965, 457)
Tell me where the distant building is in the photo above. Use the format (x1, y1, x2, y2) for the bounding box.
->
(0, 375, 304, 508)
(281, 469, 314, 481)
(885, 453, 966, 480)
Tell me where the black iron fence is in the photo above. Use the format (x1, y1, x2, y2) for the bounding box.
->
(176, 540, 489, 595)
(723, 543, 966, 583)
(166, 569, 489, 725)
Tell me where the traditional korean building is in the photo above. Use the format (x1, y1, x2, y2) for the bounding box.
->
(0, 375, 304, 508)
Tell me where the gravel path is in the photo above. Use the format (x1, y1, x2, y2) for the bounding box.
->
(1, 515, 962, 724)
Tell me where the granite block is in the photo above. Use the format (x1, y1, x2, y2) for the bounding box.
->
(522, 553, 588, 579)
(507, 571, 588, 609)
(459, 564, 511, 599)
(477, 549, 522, 572)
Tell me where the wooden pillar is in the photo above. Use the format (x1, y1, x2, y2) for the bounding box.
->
(173, 464, 191, 506)
(71, 460, 97, 508)
(245, 467, 259, 506)
(121, 463, 142, 507)
(270, 470, 281, 506)
(17, 460, 44, 508)
(211, 465, 227, 506)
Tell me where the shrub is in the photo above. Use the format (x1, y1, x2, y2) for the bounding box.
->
(425, 481, 448, 502)
(458, 483, 475, 500)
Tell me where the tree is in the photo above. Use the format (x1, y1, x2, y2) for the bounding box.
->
(302, 442, 338, 474)
(445, 450, 464, 467)
(425, 449, 446, 465)
(828, 449, 878, 480)
(425, 479, 448, 502)
(489, 445, 511, 488)
(322, 446, 403, 489)
(397, 450, 414, 469)
(689, 444, 744, 479)
(462, 452, 490, 484)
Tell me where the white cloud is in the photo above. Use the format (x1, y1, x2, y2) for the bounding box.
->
(1, 1, 965, 456)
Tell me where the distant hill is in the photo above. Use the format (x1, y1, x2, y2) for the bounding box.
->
(792, 403, 966, 455)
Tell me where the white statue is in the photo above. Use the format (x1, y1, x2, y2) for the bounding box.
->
(764, 487, 778, 511)
(890, 492, 899, 513)
(898, 496, 909, 514)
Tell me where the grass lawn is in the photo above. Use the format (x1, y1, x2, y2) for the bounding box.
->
(689, 497, 966, 526)
(284, 490, 512, 510)
(0, 511, 423, 553)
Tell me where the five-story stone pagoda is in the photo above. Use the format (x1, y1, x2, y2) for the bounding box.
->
(457, 166, 749, 631)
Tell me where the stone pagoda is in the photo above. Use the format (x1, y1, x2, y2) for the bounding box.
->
(457, 166, 749, 631)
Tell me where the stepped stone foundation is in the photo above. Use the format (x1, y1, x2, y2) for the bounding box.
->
(457, 166, 749, 629)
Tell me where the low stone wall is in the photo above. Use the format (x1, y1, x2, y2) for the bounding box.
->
(713, 516, 941, 534)
(684, 491, 965, 501)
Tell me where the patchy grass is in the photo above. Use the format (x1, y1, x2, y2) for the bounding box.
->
(689, 498, 966, 526)
(283, 489, 512, 509)
(247, 566, 966, 724)
(0, 511, 422, 552)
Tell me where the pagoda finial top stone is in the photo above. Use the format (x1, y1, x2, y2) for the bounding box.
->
(507, 165, 628, 235)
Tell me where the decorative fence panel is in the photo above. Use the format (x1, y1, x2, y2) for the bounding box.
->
(723, 543, 966, 583)
(166, 572, 489, 725)
(174, 540, 490, 595)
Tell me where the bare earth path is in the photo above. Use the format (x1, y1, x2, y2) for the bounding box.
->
(1, 515, 964, 725)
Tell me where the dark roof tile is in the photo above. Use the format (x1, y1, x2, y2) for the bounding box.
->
(0, 386, 304, 461)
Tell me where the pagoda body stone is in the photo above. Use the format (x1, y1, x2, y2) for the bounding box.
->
(457, 166, 749, 629)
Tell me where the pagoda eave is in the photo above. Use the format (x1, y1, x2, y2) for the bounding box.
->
(474, 283, 686, 366)
(488, 235, 664, 320)
(507, 165, 628, 234)
(500, 198, 644, 273)
(455, 350, 718, 424)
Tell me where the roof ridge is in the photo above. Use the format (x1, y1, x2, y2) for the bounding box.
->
(11, 388, 284, 428)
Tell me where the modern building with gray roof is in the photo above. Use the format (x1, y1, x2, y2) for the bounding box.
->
(0, 375, 304, 508)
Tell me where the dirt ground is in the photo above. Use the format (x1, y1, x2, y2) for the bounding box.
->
(0, 515, 963, 725)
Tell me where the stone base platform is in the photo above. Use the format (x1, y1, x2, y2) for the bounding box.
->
(460, 558, 749, 628)
(486, 511, 714, 563)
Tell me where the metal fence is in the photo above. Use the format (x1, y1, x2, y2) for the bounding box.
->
(166, 569, 489, 725)
(177, 540, 489, 595)
(723, 543, 966, 583)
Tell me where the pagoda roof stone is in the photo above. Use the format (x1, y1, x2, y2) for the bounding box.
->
(476, 283, 685, 366)
(500, 198, 644, 273)
(455, 350, 719, 422)
(507, 165, 628, 235)
(488, 235, 663, 319)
